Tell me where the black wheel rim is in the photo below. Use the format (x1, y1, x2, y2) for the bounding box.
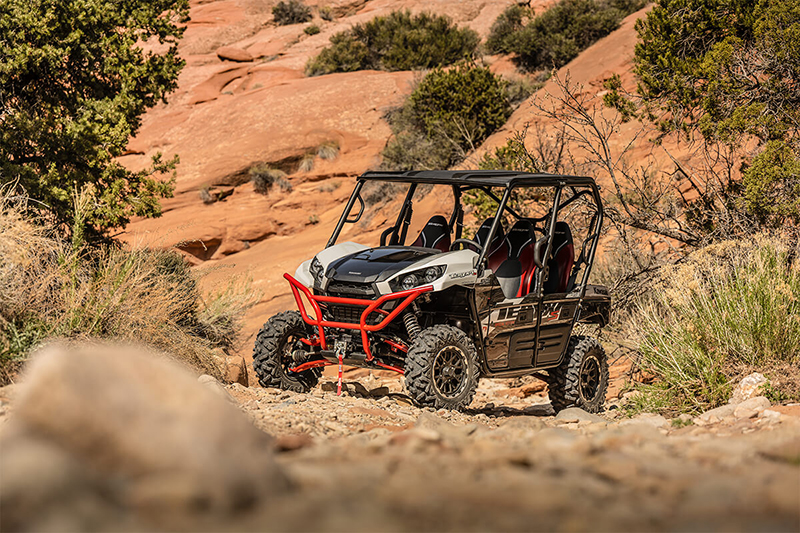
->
(579, 355, 601, 403)
(432, 346, 467, 398)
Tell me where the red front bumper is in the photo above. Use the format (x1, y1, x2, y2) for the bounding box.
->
(284, 273, 431, 361)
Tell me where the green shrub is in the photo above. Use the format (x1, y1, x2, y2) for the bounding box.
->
(304, 24, 321, 36)
(273, 0, 312, 25)
(382, 64, 511, 170)
(306, 11, 479, 76)
(630, 235, 800, 414)
(486, 5, 531, 54)
(491, 0, 646, 72)
(249, 165, 292, 193)
(319, 6, 334, 21)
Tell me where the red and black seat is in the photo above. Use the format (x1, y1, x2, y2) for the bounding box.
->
(472, 217, 507, 271)
(544, 221, 575, 294)
(411, 215, 451, 253)
(494, 220, 536, 299)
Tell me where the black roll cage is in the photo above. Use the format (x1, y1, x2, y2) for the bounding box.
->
(326, 171, 604, 300)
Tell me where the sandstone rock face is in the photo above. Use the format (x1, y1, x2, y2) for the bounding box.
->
(0, 344, 288, 531)
(729, 372, 768, 404)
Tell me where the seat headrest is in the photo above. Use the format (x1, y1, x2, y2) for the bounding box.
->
(553, 221, 573, 252)
(474, 217, 504, 248)
(412, 215, 450, 251)
(505, 219, 535, 259)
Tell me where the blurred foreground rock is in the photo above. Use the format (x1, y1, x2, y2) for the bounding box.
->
(0, 344, 288, 531)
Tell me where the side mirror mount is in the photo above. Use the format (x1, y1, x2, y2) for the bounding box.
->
(534, 236, 549, 269)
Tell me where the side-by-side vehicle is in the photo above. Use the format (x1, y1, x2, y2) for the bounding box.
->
(253, 170, 611, 412)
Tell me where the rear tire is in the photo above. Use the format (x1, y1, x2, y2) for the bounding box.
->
(546, 336, 608, 414)
(252, 311, 321, 392)
(405, 325, 479, 410)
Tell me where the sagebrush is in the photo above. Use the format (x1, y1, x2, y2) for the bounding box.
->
(0, 194, 257, 383)
(273, 0, 312, 25)
(306, 11, 479, 76)
(382, 63, 511, 170)
(487, 0, 646, 72)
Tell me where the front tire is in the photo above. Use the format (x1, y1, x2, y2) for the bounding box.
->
(405, 325, 480, 410)
(252, 311, 321, 392)
(546, 336, 609, 414)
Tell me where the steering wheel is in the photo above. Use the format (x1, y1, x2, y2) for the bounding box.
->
(449, 238, 483, 254)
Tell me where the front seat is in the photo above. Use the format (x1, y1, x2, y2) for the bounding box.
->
(411, 215, 451, 253)
(494, 219, 536, 298)
(472, 217, 507, 272)
(544, 221, 575, 294)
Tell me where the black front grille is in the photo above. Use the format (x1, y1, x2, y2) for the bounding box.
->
(327, 304, 382, 325)
(326, 281, 376, 298)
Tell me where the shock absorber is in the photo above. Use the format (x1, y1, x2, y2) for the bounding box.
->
(402, 311, 421, 341)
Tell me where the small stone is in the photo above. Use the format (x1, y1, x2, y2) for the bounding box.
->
(620, 413, 669, 429)
(695, 404, 735, 425)
(759, 409, 782, 423)
(555, 408, 604, 424)
(728, 372, 767, 404)
(320, 382, 337, 392)
(733, 396, 770, 419)
(368, 386, 390, 398)
(274, 434, 313, 452)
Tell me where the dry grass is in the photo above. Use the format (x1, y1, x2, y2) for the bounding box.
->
(249, 165, 293, 194)
(626, 234, 800, 414)
(0, 194, 257, 384)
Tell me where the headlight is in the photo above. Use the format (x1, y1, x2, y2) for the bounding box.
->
(310, 257, 324, 287)
(424, 267, 441, 283)
(401, 274, 419, 291)
(391, 265, 446, 292)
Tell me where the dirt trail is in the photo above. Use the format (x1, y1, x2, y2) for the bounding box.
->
(2, 346, 798, 532)
(234, 376, 800, 532)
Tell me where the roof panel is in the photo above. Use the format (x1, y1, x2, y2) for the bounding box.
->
(359, 170, 597, 188)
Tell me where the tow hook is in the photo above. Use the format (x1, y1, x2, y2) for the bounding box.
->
(334, 341, 348, 396)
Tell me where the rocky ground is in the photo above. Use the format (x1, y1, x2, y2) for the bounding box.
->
(1, 344, 798, 532)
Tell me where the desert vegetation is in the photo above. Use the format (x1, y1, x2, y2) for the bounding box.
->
(381, 63, 515, 170)
(249, 165, 293, 194)
(272, 0, 312, 25)
(626, 236, 800, 414)
(477, 0, 800, 413)
(0, 194, 255, 383)
(305, 11, 479, 76)
(0, 0, 188, 239)
(486, 0, 646, 72)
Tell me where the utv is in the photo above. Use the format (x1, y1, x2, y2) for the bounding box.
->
(253, 170, 611, 412)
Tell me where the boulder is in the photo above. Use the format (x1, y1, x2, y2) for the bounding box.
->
(3, 344, 289, 530)
(216, 46, 254, 62)
(729, 372, 767, 404)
